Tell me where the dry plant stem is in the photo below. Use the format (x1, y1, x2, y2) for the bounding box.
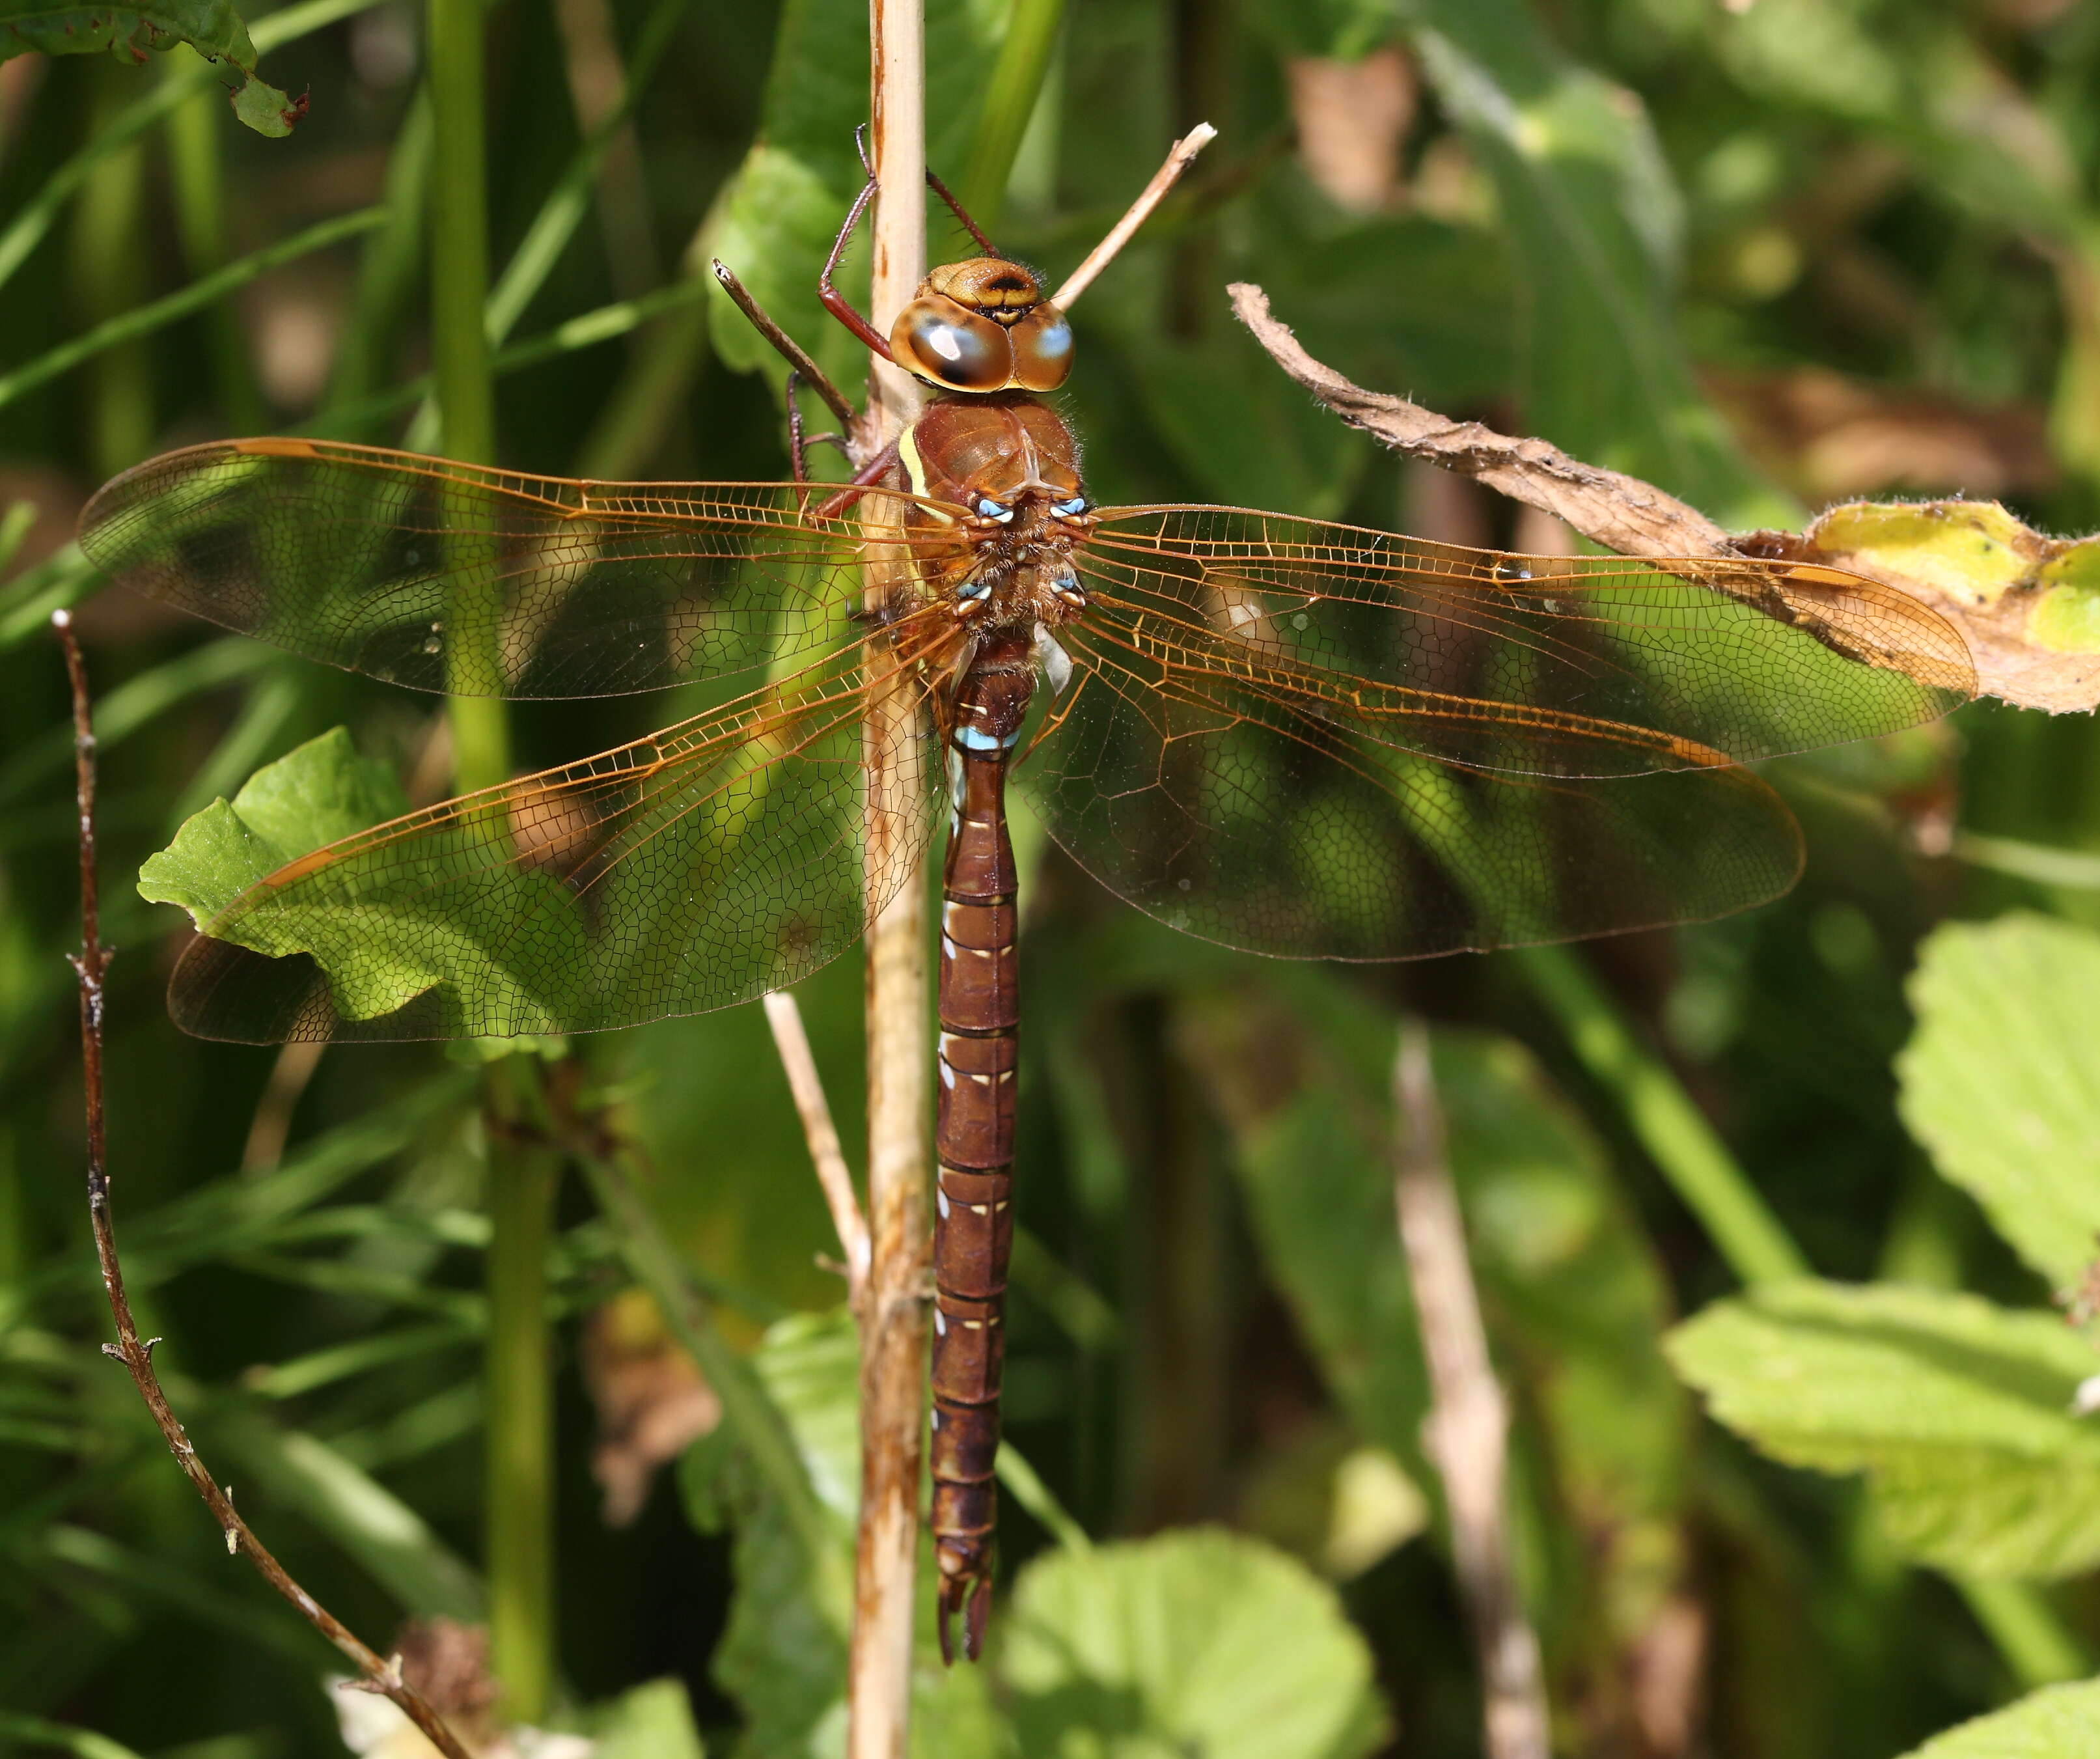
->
(850, 0, 932, 1749)
(1226, 282, 1729, 559)
(1392, 1020, 1550, 1759)
(50, 609, 474, 1759)
(1049, 123, 1217, 312)
(763, 991, 869, 1296)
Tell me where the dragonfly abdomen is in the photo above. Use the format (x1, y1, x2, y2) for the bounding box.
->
(929, 647, 1032, 1662)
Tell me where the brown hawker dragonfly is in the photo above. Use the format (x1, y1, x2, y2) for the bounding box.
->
(79, 174, 1972, 1661)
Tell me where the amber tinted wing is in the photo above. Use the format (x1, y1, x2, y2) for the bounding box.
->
(166, 635, 946, 1041)
(1078, 507, 1972, 777)
(1022, 608, 1804, 961)
(79, 437, 960, 697)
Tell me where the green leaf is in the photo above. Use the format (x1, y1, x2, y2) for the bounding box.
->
(586, 1678, 707, 1758)
(1898, 915, 2100, 1289)
(137, 727, 406, 926)
(0, 1, 303, 137)
(1001, 1529, 1387, 1759)
(134, 724, 596, 1031)
(1901, 1678, 2100, 1759)
(1667, 1279, 2100, 1579)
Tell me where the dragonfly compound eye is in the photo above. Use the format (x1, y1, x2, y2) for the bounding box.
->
(1006, 306, 1073, 391)
(892, 296, 1012, 392)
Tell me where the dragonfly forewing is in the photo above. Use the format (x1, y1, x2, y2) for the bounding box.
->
(79, 437, 958, 699)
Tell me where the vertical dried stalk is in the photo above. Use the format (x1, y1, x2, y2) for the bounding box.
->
(52, 611, 473, 1759)
(764, 991, 869, 1295)
(1391, 1019, 1550, 1759)
(850, 2, 930, 1753)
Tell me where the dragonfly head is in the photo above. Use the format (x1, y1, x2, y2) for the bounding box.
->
(892, 258, 1073, 394)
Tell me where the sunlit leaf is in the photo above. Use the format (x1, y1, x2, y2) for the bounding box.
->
(1667, 1279, 2100, 1579)
(1001, 1529, 1386, 1759)
(1898, 915, 2100, 1289)
(137, 727, 407, 927)
(587, 1678, 708, 1758)
(1900, 1678, 2100, 1759)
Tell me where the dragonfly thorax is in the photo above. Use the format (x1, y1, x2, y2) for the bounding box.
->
(902, 397, 1094, 633)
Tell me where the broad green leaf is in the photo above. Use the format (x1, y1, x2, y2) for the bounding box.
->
(137, 727, 406, 925)
(1898, 915, 2100, 1288)
(1901, 1678, 2100, 1759)
(1667, 1279, 2100, 1579)
(588, 1678, 707, 1758)
(133, 727, 560, 1029)
(0, 3, 303, 137)
(1001, 1529, 1386, 1759)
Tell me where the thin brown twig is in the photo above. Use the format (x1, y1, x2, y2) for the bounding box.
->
(51, 609, 475, 1759)
(1391, 1019, 1549, 1759)
(762, 990, 869, 1299)
(1049, 123, 1217, 312)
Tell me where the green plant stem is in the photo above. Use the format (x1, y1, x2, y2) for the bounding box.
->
(958, 0, 1065, 232)
(1963, 1578, 2090, 1689)
(428, 0, 549, 1717)
(482, 1062, 561, 1723)
(1513, 941, 2088, 1688)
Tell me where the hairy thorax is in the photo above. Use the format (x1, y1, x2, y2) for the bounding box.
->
(899, 394, 1095, 644)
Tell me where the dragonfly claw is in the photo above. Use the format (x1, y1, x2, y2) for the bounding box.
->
(937, 1570, 993, 1665)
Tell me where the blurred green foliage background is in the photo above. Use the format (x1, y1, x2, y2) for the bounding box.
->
(7, 0, 2100, 1754)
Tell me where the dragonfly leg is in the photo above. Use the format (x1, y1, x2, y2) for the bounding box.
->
(818, 176, 894, 361)
(926, 166, 1000, 257)
(711, 260, 856, 427)
(808, 437, 902, 523)
(784, 372, 849, 484)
